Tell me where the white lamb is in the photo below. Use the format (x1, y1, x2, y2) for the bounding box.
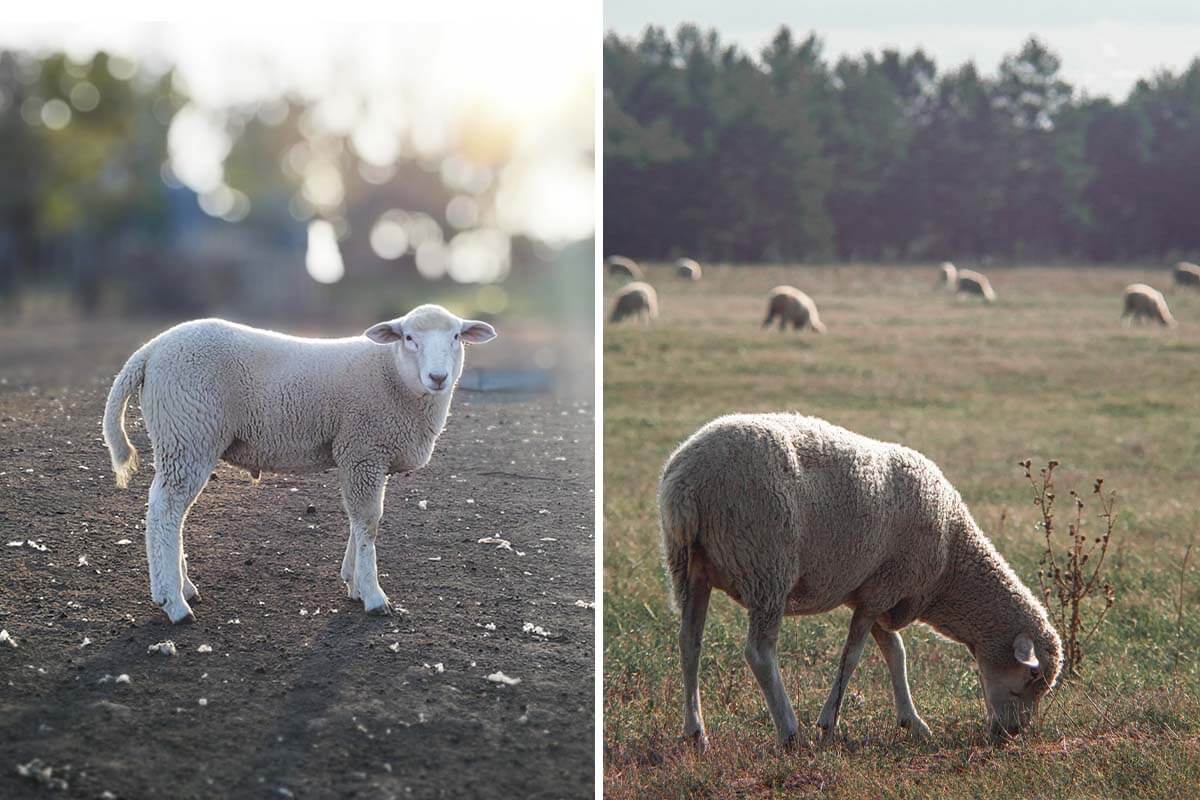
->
(102, 305, 497, 623)
(659, 413, 1062, 749)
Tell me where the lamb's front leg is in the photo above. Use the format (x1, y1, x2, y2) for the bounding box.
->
(871, 624, 932, 738)
(339, 465, 391, 615)
(817, 606, 875, 740)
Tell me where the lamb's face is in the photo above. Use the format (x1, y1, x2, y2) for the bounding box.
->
(365, 305, 497, 395)
(977, 632, 1060, 737)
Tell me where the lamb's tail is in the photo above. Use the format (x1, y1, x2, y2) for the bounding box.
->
(658, 467, 700, 614)
(810, 316, 827, 334)
(102, 343, 151, 488)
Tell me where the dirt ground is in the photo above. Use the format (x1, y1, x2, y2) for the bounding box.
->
(0, 321, 595, 799)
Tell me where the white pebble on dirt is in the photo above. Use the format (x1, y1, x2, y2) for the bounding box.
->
(114, 674, 131, 685)
(522, 622, 552, 638)
(574, 600, 595, 609)
(417, 500, 428, 510)
(0, 629, 17, 648)
(80, 637, 92, 648)
(115, 539, 132, 546)
(198, 698, 208, 706)
(485, 671, 522, 686)
(148, 641, 177, 656)
(197, 644, 213, 653)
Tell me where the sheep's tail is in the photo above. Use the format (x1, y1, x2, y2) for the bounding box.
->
(983, 285, 997, 303)
(102, 343, 151, 488)
(658, 467, 700, 614)
(810, 316, 827, 334)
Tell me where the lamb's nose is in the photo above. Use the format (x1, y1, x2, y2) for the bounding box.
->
(429, 372, 448, 388)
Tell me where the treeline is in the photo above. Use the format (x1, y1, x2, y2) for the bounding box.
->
(604, 26, 1200, 263)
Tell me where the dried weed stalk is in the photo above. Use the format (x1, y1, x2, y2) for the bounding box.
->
(1020, 459, 1117, 677)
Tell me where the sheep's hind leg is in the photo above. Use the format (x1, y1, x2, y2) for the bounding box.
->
(182, 553, 200, 602)
(340, 530, 359, 600)
(871, 624, 931, 739)
(744, 603, 799, 746)
(817, 606, 875, 740)
(340, 466, 391, 615)
(145, 464, 212, 624)
(680, 571, 712, 752)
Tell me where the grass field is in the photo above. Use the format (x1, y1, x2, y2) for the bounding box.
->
(603, 264, 1200, 799)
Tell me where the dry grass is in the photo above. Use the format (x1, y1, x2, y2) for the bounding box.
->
(604, 263, 1200, 799)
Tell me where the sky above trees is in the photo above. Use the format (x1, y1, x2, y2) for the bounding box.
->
(605, 2, 1200, 100)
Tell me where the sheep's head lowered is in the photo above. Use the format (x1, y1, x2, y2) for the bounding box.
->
(365, 304, 497, 395)
(976, 630, 1062, 737)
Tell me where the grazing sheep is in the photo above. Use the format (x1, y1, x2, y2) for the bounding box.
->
(610, 281, 658, 324)
(762, 286, 826, 333)
(606, 255, 643, 281)
(956, 268, 996, 302)
(1173, 262, 1200, 287)
(1122, 283, 1175, 327)
(675, 258, 702, 281)
(103, 306, 497, 623)
(937, 262, 957, 291)
(660, 414, 1062, 749)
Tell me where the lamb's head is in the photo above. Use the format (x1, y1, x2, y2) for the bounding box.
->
(365, 304, 497, 395)
(976, 627, 1062, 737)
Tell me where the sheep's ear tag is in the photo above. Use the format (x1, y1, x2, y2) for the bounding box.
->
(365, 321, 403, 344)
(1013, 633, 1039, 669)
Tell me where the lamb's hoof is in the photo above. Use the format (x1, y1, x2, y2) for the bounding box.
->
(816, 723, 836, 744)
(345, 582, 360, 601)
(364, 597, 393, 616)
(183, 586, 201, 603)
(683, 730, 708, 754)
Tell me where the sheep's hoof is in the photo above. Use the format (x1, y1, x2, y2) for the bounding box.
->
(345, 582, 360, 600)
(816, 722, 836, 744)
(901, 717, 932, 740)
(164, 602, 196, 625)
(683, 729, 708, 754)
(183, 585, 201, 602)
(365, 597, 393, 616)
(780, 732, 800, 750)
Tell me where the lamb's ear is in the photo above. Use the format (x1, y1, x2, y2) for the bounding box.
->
(1013, 633, 1040, 669)
(364, 321, 403, 344)
(460, 319, 497, 343)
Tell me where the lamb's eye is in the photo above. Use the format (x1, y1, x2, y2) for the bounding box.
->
(454, 333, 460, 340)
(405, 335, 413, 342)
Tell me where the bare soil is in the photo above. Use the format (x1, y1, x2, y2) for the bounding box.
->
(0, 321, 595, 799)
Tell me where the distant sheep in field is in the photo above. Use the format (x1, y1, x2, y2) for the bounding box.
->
(762, 286, 826, 333)
(675, 258, 702, 281)
(103, 307, 497, 623)
(610, 281, 658, 324)
(1173, 262, 1200, 287)
(660, 413, 1063, 749)
(956, 269, 997, 302)
(937, 262, 957, 291)
(606, 255, 643, 281)
(1122, 283, 1175, 327)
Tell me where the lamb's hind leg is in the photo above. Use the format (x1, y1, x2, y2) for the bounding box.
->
(145, 463, 212, 624)
(182, 553, 200, 602)
(817, 606, 875, 740)
(679, 570, 712, 752)
(744, 603, 799, 746)
(871, 624, 931, 738)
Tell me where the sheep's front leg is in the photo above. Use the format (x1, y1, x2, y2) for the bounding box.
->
(817, 606, 875, 740)
(340, 466, 391, 615)
(871, 625, 931, 738)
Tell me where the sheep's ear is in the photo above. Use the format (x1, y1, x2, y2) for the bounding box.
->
(460, 319, 497, 344)
(1013, 633, 1040, 669)
(365, 321, 403, 344)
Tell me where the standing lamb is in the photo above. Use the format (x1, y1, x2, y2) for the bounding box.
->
(675, 258, 702, 281)
(762, 286, 826, 333)
(606, 255, 643, 281)
(1122, 283, 1175, 327)
(1173, 262, 1200, 287)
(937, 262, 957, 291)
(610, 281, 658, 324)
(660, 414, 1062, 749)
(102, 306, 497, 623)
(956, 268, 997, 302)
